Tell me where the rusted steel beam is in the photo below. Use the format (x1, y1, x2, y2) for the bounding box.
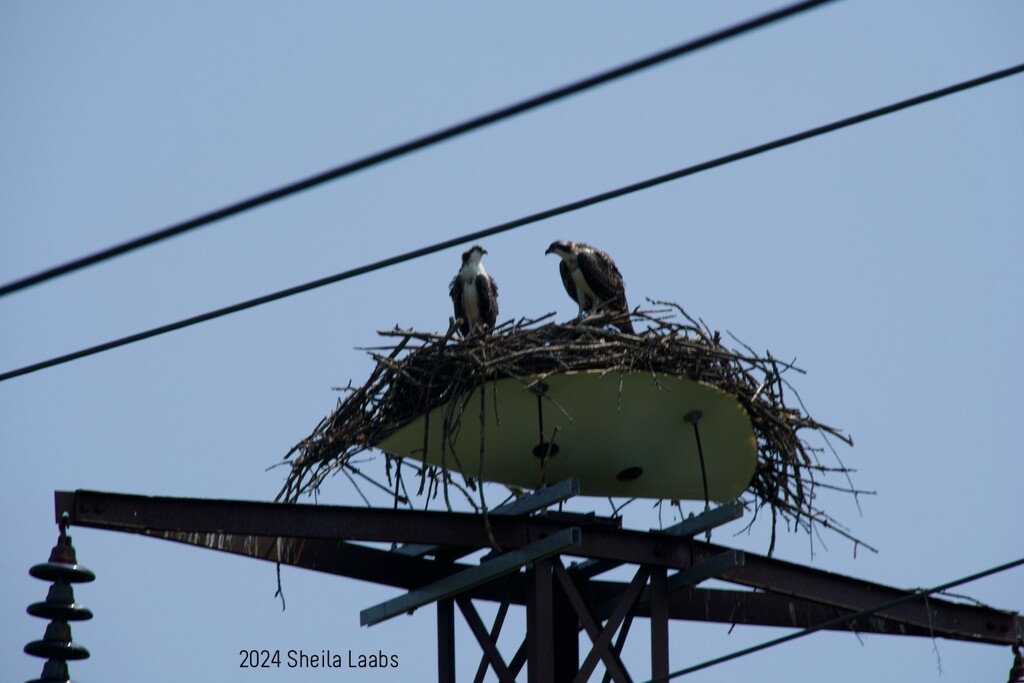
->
(145, 530, 530, 607)
(58, 490, 570, 553)
(55, 490, 1020, 646)
(658, 587, 967, 635)
(55, 490, 720, 570)
(146, 524, 1022, 648)
(583, 585, 1021, 647)
(712, 551, 1020, 646)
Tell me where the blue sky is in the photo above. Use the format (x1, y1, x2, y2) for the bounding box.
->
(2, 2, 1022, 681)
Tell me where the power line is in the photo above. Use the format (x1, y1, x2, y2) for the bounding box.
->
(1, 62, 1021, 384)
(0, 0, 838, 300)
(645, 555, 1024, 681)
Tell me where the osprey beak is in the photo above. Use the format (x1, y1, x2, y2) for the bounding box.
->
(546, 240, 570, 256)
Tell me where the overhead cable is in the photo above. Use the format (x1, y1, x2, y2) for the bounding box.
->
(645, 555, 1024, 681)
(1, 62, 1021, 384)
(0, 0, 838, 299)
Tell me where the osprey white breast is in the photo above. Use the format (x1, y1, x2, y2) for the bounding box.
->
(459, 261, 486, 323)
(449, 246, 498, 336)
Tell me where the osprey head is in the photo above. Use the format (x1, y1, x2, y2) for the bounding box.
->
(545, 240, 576, 258)
(461, 245, 487, 265)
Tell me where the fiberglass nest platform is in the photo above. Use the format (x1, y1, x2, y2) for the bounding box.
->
(376, 370, 757, 502)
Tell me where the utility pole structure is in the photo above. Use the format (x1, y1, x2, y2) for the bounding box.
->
(50, 484, 1022, 682)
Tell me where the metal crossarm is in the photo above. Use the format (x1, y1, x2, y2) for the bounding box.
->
(594, 550, 745, 619)
(53, 488, 1022, 661)
(574, 501, 745, 580)
(361, 527, 581, 626)
(657, 501, 744, 537)
(394, 479, 580, 558)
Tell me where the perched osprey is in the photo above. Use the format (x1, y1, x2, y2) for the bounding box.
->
(449, 245, 498, 336)
(544, 240, 634, 334)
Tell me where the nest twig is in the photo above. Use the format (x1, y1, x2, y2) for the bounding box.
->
(275, 303, 872, 552)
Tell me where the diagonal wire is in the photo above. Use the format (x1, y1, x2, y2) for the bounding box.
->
(0, 0, 838, 299)
(1, 62, 1021, 384)
(643, 555, 1024, 681)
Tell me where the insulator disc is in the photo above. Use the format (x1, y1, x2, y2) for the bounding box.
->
(27, 601, 94, 621)
(29, 563, 95, 583)
(24, 640, 90, 660)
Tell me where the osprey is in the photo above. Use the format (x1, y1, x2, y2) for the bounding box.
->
(544, 240, 634, 334)
(449, 245, 498, 336)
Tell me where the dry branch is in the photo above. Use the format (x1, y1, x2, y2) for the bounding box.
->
(276, 303, 867, 550)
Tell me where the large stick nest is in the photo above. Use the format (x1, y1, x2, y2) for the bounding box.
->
(277, 302, 871, 552)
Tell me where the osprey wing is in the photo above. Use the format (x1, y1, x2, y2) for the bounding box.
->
(476, 275, 498, 331)
(578, 249, 634, 333)
(449, 275, 468, 335)
(577, 250, 626, 307)
(558, 260, 579, 304)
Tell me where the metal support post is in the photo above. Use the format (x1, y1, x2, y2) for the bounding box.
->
(650, 567, 669, 680)
(438, 598, 455, 683)
(528, 558, 556, 683)
(552, 573, 580, 683)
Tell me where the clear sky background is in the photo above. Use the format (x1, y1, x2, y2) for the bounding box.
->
(2, 2, 1022, 681)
